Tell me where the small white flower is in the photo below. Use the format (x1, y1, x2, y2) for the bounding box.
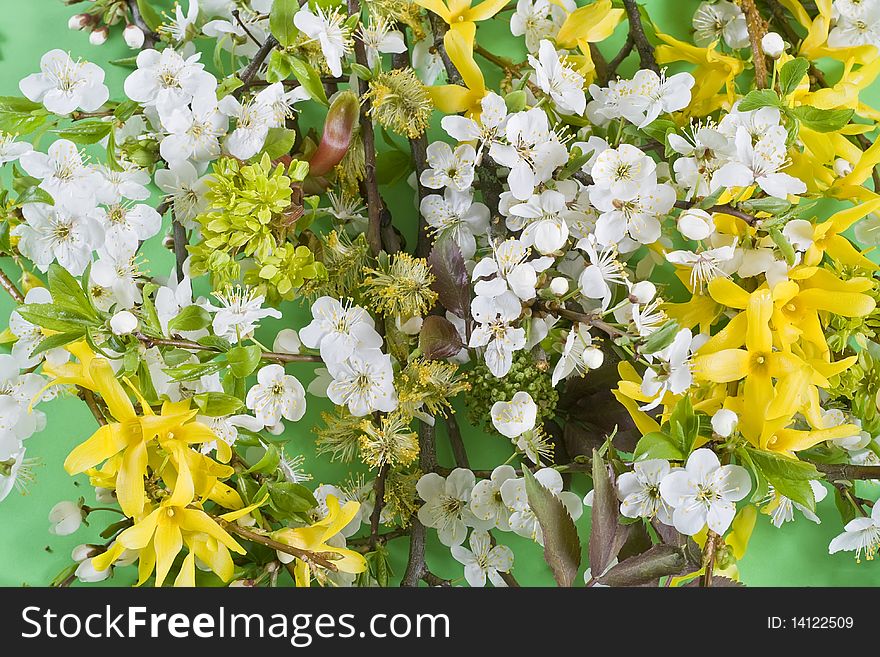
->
(528, 39, 585, 115)
(552, 324, 603, 386)
(659, 448, 751, 536)
(417, 468, 490, 546)
(14, 202, 103, 276)
(91, 247, 142, 309)
(621, 69, 695, 128)
(48, 500, 85, 536)
(110, 310, 138, 336)
(713, 125, 806, 199)
(490, 108, 567, 200)
(299, 296, 383, 364)
(576, 234, 627, 310)
(294, 6, 352, 78)
(640, 328, 694, 410)
(618, 459, 676, 525)
(123, 48, 215, 120)
(549, 277, 568, 296)
(0, 132, 31, 164)
(764, 481, 827, 528)
(357, 16, 406, 68)
(590, 144, 656, 201)
(326, 349, 397, 417)
(420, 188, 489, 259)
(19, 49, 109, 115)
(273, 328, 302, 354)
(159, 91, 229, 166)
(511, 0, 557, 52)
(666, 243, 737, 291)
(507, 189, 570, 255)
(95, 203, 162, 255)
(469, 291, 526, 378)
(154, 161, 210, 228)
(491, 391, 538, 438)
(829, 499, 880, 561)
(205, 287, 281, 344)
(451, 529, 514, 587)
(246, 364, 306, 426)
(470, 465, 517, 531)
(692, 1, 749, 49)
(420, 142, 476, 192)
(19, 139, 102, 210)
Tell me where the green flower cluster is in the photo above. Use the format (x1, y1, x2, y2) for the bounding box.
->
(826, 265, 880, 353)
(465, 351, 558, 433)
(189, 154, 324, 304)
(828, 348, 880, 435)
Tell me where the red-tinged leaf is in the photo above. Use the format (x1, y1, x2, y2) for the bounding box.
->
(597, 544, 687, 587)
(427, 239, 470, 319)
(524, 468, 582, 587)
(589, 449, 629, 576)
(419, 315, 464, 360)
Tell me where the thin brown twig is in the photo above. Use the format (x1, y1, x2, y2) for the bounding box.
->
(674, 199, 759, 225)
(606, 36, 635, 81)
(238, 35, 278, 91)
(369, 463, 390, 551)
(0, 266, 24, 303)
(443, 413, 470, 469)
(622, 0, 659, 73)
(738, 0, 769, 89)
(216, 517, 340, 572)
(701, 530, 720, 587)
(134, 332, 322, 363)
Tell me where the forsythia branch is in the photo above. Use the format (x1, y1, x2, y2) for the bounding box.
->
(0, 265, 24, 303)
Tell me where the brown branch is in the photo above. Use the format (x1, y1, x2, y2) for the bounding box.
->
(444, 413, 470, 469)
(674, 199, 759, 225)
(78, 387, 108, 426)
(701, 529, 720, 587)
(606, 36, 635, 82)
(368, 463, 390, 551)
(134, 332, 322, 363)
(538, 301, 627, 339)
(349, 527, 408, 552)
(813, 462, 880, 481)
(348, 0, 383, 256)
(428, 14, 464, 87)
(622, 0, 659, 73)
(0, 266, 24, 303)
(738, 0, 769, 89)
(238, 35, 278, 91)
(231, 9, 264, 48)
(215, 517, 339, 572)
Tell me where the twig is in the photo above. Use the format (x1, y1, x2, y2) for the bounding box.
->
(215, 517, 339, 572)
(0, 266, 24, 303)
(238, 35, 278, 90)
(622, 0, 659, 73)
(738, 0, 769, 89)
(126, 0, 159, 49)
(812, 462, 880, 481)
(232, 9, 264, 47)
(474, 45, 524, 74)
(369, 463, 390, 551)
(444, 413, 470, 469)
(674, 199, 759, 225)
(428, 14, 464, 86)
(134, 332, 322, 363)
(78, 387, 108, 426)
(538, 301, 627, 339)
(701, 529, 719, 587)
(349, 528, 408, 552)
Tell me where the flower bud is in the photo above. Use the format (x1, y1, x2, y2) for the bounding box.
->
(89, 26, 110, 46)
(549, 277, 568, 296)
(273, 328, 302, 354)
(677, 208, 715, 241)
(761, 32, 785, 58)
(48, 500, 85, 536)
(711, 409, 738, 438)
(833, 158, 853, 178)
(75, 559, 111, 583)
(68, 13, 93, 31)
(308, 91, 359, 177)
(71, 544, 101, 563)
(124, 24, 145, 49)
(110, 310, 138, 335)
(629, 280, 656, 304)
(582, 347, 604, 370)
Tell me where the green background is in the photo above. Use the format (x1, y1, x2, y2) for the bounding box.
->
(0, 0, 878, 587)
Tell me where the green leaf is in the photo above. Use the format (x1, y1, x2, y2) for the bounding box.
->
(193, 392, 244, 417)
(136, 0, 162, 30)
(48, 264, 97, 319)
(738, 89, 781, 111)
(268, 481, 317, 517)
(168, 305, 211, 332)
(109, 56, 139, 69)
(745, 448, 822, 480)
(639, 118, 676, 144)
(633, 431, 685, 461)
(287, 56, 329, 106)
(778, 57, 810, 97)
(524, 468, 582, 587)
(55, 119, 112, 144)
(641, 320, 680, 355)
(114, 100, 139, 122)
(739, 197, 791, 215)
(227, 344, 262, 378)
(16, 303, 97, 333)
(261, 126, 296, 159)
(668, 395, 699, 456)
(244, 444, 281, 474)
(163, 360, 228, 383)
(266, 49, 293, 84)
(0, 96, 41, 113)
(769, 226, 796, 265)
(770, 476, 816, 511)
(418, 315, 464, 360)
(269, 0, 299, 47)
(217, 75, 243, 99)
(789, 105, 853, 132)
(32, 330, 84, 356)
(15, 186, 54, 206)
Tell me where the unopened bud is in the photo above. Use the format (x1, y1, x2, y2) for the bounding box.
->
(307, 91, 359, 177)
(549, 277, 568, 296)
(833, 158, 853, 178)
(68, 13, 93, 31)
(124, 24, 145, 49)
(761, 32, 785, 59)
(89, 26, 109, 46)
